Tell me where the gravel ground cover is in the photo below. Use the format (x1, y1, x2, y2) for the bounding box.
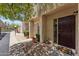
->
(9, 42, 75, 56)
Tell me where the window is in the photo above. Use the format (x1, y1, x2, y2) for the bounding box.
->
(53, 19, 58, 44)
(53, 15, 75, 49)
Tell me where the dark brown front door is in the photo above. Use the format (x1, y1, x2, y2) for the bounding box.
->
(58, 15, 75, 49)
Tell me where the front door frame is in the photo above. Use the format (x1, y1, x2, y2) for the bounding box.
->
(53, 14, 76, 50)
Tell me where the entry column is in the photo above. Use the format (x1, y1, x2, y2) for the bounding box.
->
(39, 16, 47, 43)
(29, 21, 34, 38)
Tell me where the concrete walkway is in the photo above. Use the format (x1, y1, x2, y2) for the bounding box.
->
(0, 33, 10, 56)
(9, 31, 32, 46)
(0, 31, 32, 56)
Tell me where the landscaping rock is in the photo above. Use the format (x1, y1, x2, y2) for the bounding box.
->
(9, 42, 75, 56)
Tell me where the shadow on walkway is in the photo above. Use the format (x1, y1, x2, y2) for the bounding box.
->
(0, 33, 10, 56)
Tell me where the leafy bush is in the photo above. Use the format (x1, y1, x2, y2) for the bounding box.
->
(36, 34, 40, 42)
(23, 30, 29, 36)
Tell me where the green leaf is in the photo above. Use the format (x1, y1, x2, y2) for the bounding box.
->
(0, 3, 33, 21)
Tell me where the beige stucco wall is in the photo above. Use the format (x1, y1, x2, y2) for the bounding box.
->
(29, 21, 34, 38)
(34, 20, 40, 36)
(29, 3, 79, 55)
(39, 15, 48, 43)
(46, 4, 78, 46)
(46, 17, 54, 44)
(44, 4, 78, 55)
(35, 4, 78, 45)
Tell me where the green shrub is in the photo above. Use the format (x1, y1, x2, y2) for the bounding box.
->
(23, 30, 29, 36)
(36, 34, 40, 42)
